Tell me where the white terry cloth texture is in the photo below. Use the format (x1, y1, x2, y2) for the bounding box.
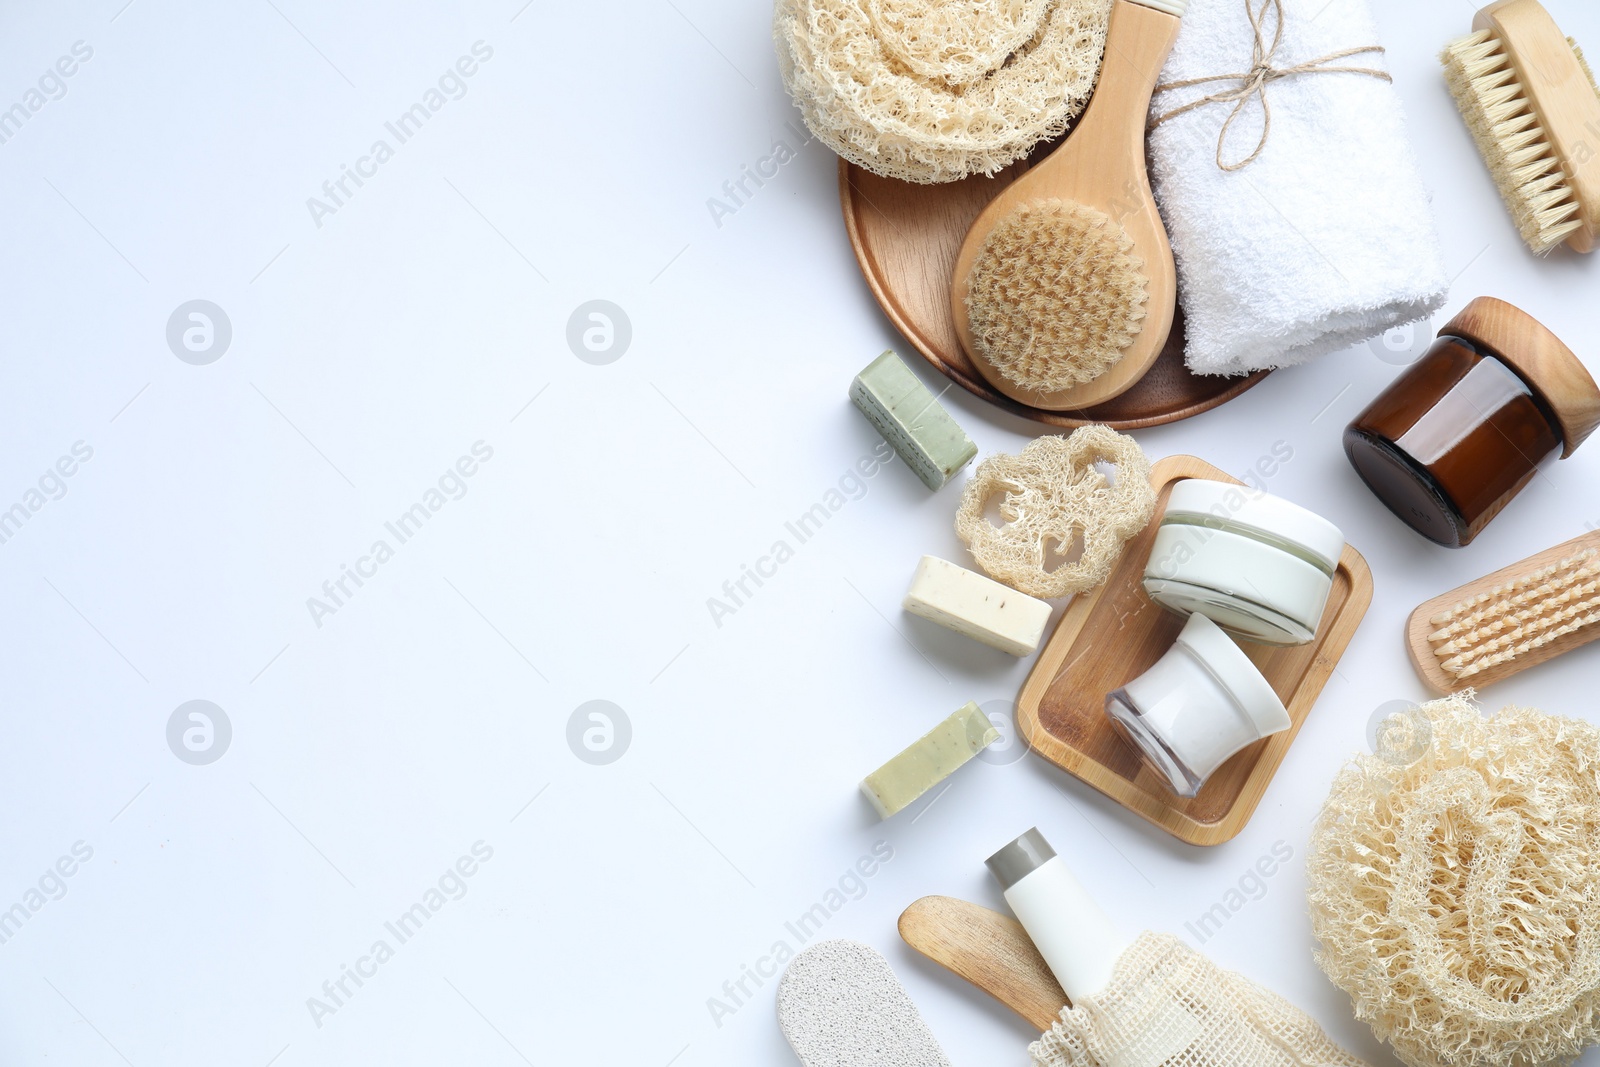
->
(1030, 932, 1371, 1067)
(1147, 0, 1449, 377)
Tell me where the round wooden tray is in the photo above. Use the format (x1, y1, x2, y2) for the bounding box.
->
(840, 152, 1269, 430)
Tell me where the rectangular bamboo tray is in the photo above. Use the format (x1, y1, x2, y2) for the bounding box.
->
(1017, 455, 1373, 846)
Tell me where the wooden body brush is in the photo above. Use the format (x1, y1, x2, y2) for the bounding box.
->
(951, 0, 1185, 411)
(1408, 530, 1600, 693)
(1444, 0, 1600, 254)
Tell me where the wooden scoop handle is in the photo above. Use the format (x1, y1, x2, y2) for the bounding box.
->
(898, 895, 1070, 1031)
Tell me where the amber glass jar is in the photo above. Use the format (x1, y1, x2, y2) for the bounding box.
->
(1345, 297, 1600, 547)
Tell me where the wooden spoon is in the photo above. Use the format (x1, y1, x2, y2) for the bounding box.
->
(898, 895, 1069, 1030)
(950, 0, 1184, 411)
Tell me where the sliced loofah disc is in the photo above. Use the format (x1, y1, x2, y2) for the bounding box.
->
(954, 427, 1154, 599)
(774, 0, 1113, 184)
(964, 199, 1149, 392)
(1307, 693, 1600, 1067)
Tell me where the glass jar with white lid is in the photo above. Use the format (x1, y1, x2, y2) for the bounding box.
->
(1141, 479, 1345, 646)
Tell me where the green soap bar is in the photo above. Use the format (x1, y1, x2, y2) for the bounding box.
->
(860, 702, 999, 819)
(849, 350, 977, 490)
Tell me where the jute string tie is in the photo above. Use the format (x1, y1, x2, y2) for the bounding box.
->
(1148, 0, 1391, 172)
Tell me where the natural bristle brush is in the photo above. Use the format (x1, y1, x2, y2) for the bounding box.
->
(1407, 531, 1600, 692)
(951, 0, 1186, 412)
(1443, 0, 1600, 254)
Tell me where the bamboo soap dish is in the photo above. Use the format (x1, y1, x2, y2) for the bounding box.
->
(1016, 455, 1373, 846)
(1407, 530, 1600, 693)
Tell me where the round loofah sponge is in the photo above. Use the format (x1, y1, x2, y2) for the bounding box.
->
(965, 199, 1149, 392)
(1307, 694, 1600, 1067)
(773, 0, 1113, 184)
(955, 427, 1155, 599)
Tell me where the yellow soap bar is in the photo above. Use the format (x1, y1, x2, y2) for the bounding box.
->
(860, 703, 999, 819)
(904, 555, 1052, 656)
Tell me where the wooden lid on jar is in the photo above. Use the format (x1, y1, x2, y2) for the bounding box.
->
(1441, 296, 1600, 458)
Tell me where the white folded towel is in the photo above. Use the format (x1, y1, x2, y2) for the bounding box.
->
(1147, 0, 1449, 377)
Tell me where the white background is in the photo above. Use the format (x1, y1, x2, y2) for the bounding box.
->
(1, 0, 1597, 1064)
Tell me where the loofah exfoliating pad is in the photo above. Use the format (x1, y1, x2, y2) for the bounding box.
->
(955, 427, 1155, 599)
(773, 0, 1113, 183)
(1306, 694, 1600, 1067)
(965, 199, 1149, 392)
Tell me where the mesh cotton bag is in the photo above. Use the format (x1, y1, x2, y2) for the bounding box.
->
(1031, 932, 1370, 1067)
(1306, 694, 1600, 1067)
(773, 0, 1112, 183)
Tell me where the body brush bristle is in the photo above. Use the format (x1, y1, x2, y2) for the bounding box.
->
(1442, 1, 1600, 255)
(1427, 549, 1600, 679)
(964, 200, 1150, 393)
(1407, 533, 1600, 694)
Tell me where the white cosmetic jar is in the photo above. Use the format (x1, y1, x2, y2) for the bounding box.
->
(1105, 612, 1291, 797)
(1142, 479, 1345, 646)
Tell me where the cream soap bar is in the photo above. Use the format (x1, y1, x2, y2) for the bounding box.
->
(904, 555, 1051, 656)
(860, 702, 999, 819)
(849, 351, 977, 490)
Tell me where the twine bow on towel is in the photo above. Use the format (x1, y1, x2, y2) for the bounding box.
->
(1148, 0, 1392, 172)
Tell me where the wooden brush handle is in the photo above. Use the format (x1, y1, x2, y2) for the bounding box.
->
(948, 0, 1183, 412)
(1038, 0, 1183, 186)
(898, 895, 1070, 1031)
(1477, 0, 1600, 251)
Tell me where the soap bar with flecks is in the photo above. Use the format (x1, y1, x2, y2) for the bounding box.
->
(849, 351, 977, 490)
(860, 702, 999, 819)
(904, 555, 1052, 656)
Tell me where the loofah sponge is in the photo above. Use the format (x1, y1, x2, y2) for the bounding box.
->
(773, 0, 1113, 184)
(1306, 694, 1600, 1067)
(955, 427, 1155, 599)
(965, 199, 1149, 392)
